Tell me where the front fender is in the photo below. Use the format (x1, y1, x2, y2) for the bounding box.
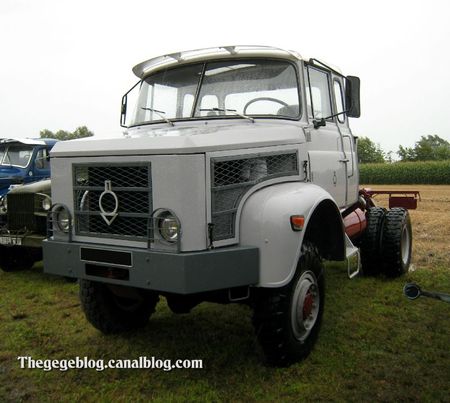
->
(240, 181, 340, 287)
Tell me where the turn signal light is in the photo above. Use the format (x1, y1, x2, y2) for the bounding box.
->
(290, 215, 305, 231)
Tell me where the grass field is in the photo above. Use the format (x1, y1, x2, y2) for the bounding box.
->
(1, 185, 449, 402)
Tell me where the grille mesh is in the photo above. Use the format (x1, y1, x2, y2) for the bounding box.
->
(7, 193, 38, 232)
(73, 164, 152, 240)
(211, 152, 298, 241)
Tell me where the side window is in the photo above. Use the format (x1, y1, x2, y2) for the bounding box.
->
(333, 80, 346, 123)
(306, 66, 332, 120)
(35, 148, 50, 170)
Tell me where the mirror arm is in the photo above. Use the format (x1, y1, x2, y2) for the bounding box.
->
(313, 110, 349, 129)
(120, 80, 141, 128)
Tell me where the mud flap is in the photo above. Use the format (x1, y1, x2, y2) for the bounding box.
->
(345, 234, 360, 279)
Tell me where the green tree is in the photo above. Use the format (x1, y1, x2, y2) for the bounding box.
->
(40, 126, 94, 141)
(398, 135, 450, 161)
(357, 136, 385, 163)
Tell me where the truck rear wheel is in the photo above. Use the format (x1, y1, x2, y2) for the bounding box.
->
(252, 242, 324, 367)
(79, 280, 159, 334)
(360, 207, 386, 275)
(381, 208, 412, 277)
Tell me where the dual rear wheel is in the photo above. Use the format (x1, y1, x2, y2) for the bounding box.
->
(360, 207, 412, 277)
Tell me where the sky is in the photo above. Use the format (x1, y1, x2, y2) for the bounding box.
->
(1, 0, 449, 155)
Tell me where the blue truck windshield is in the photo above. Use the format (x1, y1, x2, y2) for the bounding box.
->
(0, 145, 34, 168)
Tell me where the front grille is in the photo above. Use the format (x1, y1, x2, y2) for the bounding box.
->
(7, 193, 45, 233)
(73, 163, 152, 240)
(8, 193, 34, 231)
(211, 151, 299, 241)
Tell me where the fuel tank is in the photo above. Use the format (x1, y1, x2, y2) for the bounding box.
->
(344, 208, 367, 240)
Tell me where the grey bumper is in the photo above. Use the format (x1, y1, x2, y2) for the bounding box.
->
(43, 239, 259, 295)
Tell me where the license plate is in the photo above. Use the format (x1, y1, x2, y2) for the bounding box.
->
(0, 236, 22, 246)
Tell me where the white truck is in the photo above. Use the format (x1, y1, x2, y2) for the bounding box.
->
(43, 46, 414, 366)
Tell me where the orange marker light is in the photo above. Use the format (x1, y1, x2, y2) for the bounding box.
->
(290, 215, 305, 231)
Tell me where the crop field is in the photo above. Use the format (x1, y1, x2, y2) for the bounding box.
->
(0, 185, 449, 402)
(360, 160, 450, 185)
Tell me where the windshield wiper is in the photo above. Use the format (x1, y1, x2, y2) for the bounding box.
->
(141, 107, 174, 126)
(200, 107, 254, 123)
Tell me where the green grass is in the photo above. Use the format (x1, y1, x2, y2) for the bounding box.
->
(1, 262, 449, 402)
(360, 160, 450, 184)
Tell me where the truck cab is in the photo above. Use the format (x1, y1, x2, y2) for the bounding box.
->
(0, 138, 57, 197)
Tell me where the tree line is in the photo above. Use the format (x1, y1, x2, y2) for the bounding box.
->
(39, 126, 94, 141)
(358, 135, 450, 163)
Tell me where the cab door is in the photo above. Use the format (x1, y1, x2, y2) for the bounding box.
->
(32, 147, 51, 181)
(332, 77, 359, 205)
(305, 65, 348, 208)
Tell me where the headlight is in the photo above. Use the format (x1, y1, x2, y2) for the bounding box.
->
(55, 206, 70, 233)
(156, 210, 180, 243)
(0, 196, 7, 213)
(42, 196, 52, 211)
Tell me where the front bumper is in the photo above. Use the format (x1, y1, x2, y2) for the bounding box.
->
(43, 239, 259, 295)
(0, 231, 45, 248)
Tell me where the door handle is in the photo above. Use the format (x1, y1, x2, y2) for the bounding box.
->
(339, 158, 349, 163)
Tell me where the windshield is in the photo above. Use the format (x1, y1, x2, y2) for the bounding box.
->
(131, 59, 300, 126)
(0, 144, 35, 168)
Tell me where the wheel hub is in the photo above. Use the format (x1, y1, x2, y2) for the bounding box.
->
(291, 271, 320, 341)
(303, 291, 314, 319)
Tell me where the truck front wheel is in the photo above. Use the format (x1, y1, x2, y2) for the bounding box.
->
(252, 242, 324, 367)
(79, 280, 159, 334)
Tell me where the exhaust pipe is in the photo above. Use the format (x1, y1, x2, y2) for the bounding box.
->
(403, 283, 450, 303)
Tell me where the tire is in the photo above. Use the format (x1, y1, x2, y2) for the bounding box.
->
(79, 280, 159, 334)
(360, 207, 386, 275)
(381, 208, 412, 277)
(252, 242, 324, 367)
(0, 248, 35, 272)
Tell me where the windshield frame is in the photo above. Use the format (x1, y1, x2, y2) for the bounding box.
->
(128, 57, 302, 128)
(0, 144, 35, 168)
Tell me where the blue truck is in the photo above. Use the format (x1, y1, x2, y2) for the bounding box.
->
(0, 138, 57, 198)
(0, 138, 57, 271)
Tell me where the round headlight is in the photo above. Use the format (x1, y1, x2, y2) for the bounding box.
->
(0, 196, 7, 213)
(157, 211, 179, 243)
(42, 196, 52, 211)
(56, 207, 70, 233)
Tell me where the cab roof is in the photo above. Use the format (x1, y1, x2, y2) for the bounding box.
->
(0, 138, 58, 147)
(132, 45, 304, 78)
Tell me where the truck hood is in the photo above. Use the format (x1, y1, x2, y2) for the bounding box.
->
(0, 166, 25, 177)
(50, 122, 305, 157)
(9, 179, 51, 195)
(0, 167, 25, 195)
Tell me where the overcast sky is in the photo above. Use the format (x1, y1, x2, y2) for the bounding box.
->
(1, 0, 449, 155)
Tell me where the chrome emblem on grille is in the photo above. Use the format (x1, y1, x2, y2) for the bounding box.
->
(99, 180, 118, 226)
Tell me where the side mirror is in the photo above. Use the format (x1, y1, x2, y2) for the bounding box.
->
(120, 80, 141, 128)
(345, 76, 361, 118)
(120, 94, 127, 127)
